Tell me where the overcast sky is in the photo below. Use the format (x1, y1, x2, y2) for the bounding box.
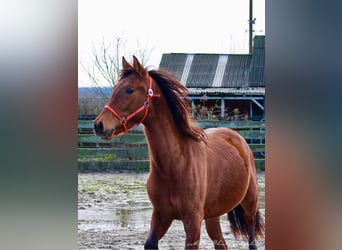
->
(78, 0, 265, 87)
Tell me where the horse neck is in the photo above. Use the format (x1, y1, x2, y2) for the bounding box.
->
(142, 98, 186, 170)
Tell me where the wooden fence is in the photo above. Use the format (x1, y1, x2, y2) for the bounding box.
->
(78, 120, 265, 172)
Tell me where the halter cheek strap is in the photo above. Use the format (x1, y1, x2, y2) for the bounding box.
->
(103, 76, 160, 134)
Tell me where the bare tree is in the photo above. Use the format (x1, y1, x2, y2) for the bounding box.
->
(81, 36, 156, 99)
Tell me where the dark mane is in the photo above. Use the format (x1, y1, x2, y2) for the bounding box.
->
(120, 68, 137, 79)
(148, 69, 206, 142)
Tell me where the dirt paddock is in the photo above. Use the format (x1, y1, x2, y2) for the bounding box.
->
(78, 172, 265, 250)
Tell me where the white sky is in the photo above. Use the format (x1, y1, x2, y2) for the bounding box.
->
(78, 0, 265, 87)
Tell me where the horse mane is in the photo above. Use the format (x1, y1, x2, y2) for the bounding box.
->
(148, 69, 206, 142)
(120, 68, 139, 79)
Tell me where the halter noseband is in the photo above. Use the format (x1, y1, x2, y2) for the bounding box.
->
(103, 76, 160, 134)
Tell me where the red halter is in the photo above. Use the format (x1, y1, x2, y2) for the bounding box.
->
(103, 76, 160, 133)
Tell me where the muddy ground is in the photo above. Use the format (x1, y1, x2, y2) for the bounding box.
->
(78, 172, 265, 250)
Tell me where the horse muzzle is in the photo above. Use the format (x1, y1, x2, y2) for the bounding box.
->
(94, 120, 114, 140)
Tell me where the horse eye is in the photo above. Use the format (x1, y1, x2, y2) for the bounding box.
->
(126, 87, 134, 94)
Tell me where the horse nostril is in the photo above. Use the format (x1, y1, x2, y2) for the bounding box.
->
(94, 121, 104, 135)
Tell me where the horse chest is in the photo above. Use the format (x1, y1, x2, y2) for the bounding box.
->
(168, 190, 188, 219)
(147, 183, 186, 217)
(151, 186, 179, 206)
(168, 191, 180, 208)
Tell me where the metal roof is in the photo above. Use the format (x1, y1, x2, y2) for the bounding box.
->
(158, 36, 265, 93)
(187, 87, 265, 95)
(249, 36, 265, 87)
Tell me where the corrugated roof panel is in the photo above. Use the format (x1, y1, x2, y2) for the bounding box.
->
(249, 36, 265, 87)
(180, 54, 194, 85)
(221, 55, 251, 88)
(212, 55, 228, 87)
(186, 54, 219, 87)
(159, 53, 188, 80)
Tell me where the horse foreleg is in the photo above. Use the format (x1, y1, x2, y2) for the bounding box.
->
(144, 210, 172, 249)
(182, 213, 203, 249)
(205, 217, 227, 249)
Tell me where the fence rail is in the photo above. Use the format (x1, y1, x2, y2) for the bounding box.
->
(78, 120, 265, 172)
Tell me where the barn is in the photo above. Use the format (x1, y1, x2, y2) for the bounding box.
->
(159, 35, 265, 121)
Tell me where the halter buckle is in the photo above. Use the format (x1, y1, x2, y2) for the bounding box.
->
(120, 117, 127, 125)
(147, 88, 154, 97)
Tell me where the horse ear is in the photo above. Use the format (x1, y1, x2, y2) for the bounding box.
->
(122, 56, 133, 69)
(132, 55, 148, 78)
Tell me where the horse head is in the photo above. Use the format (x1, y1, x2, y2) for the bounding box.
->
(94, 56, 159, 139)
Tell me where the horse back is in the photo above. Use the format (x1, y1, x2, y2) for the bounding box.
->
(207, 127, 253, 171)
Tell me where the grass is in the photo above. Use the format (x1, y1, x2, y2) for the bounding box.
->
(78, 175, 147, 195)
(78, 155, 118, 162)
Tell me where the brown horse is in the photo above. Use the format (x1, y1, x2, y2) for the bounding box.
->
(94, 56, 264, 249)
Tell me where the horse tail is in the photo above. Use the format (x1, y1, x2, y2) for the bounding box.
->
(254, 210, 265, 238)
(227, 204, 264, 240)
